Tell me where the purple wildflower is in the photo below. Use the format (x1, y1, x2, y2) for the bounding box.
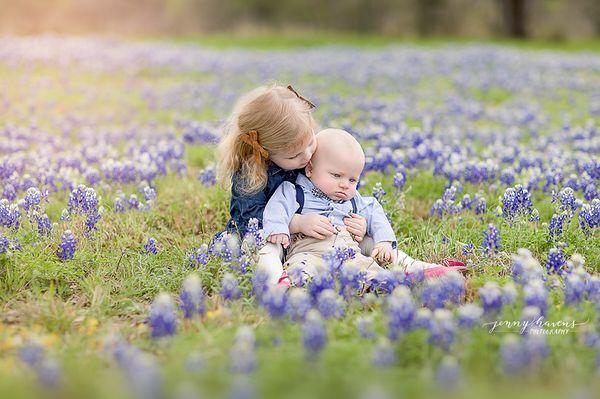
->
(356, 315, 376, 339)
(261, 285, 288, 319)
(221, 272, 241, 301)
(57, 230, 76, 261)
(316, 289, 345, 319)
(428, 309, 456, 350)
(286, 288, 312, 322)
(371, 338, 395, 367)
(302, 310, 327, 358)
(478, 282, 503, 314)
(230, 326, 256, 374)
(387, 286, 416, 340)
(481, 224, 501, 255)
(546, 247, 566, 273)
(372, 182, 386, 201)
(436, 356, 462, 390)
(523, 280, 548, 316)
(180, 275, 205, 318)
(148, 293, 177, 339)
(145, 237, 158, 254)
(457, 303, 483, 328)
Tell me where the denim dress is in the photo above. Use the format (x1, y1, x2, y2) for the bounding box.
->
(225, 163, 299, 238)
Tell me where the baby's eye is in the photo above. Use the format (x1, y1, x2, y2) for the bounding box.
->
(349, 179, 357, 183)
(331, 173, 341, 178)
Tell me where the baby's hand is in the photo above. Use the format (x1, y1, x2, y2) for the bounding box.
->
(268, 233, 290, 248)
(293, 213, 336, 240)
(371, 241, 395, 266)
(343, 213, 367, 242)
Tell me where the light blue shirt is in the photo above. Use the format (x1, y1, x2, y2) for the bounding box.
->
(263, 174, 396, 245)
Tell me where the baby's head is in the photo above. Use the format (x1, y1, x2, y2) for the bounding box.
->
(305, 128, 365, 201)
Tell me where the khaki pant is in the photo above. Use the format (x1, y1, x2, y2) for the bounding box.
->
(284, 228, 386, 281)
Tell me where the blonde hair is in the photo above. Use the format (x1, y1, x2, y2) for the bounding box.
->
(217, 84, 316, 195)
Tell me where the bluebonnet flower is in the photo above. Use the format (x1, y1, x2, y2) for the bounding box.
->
(481, 224, 501, 255)
(478, 282, 503, 314)
(2, 183, 16, 201)
(128, 194, 140, 210)
(287, 264, 307, 288)
(286, 288, 312, 322)
(113, 194, 126, 213)
(0, 199, 21, 229)
(0, 232, 10, 254)
(457, 303, 483, 328)
(370, 268, 398, 294)
(251, 266, 271, 300)
(371, 338, 395, 367)
(243, 218, 265, 251)
(584, 183, 598, 201)
(580, 326, 599, 348)
(500, 168, 515, 186)
(180, 275, 205, 318)
(387, 286, 416, 340)
(19, 340, 45, 367)
(422, 278, 446, 310)
(412, 308, 433, 330)
(501, 282, 518, 306)
(546, 247, 566, 273)
(500, 335, 529, 375)
(500, 184, 534, 221)
(523, 327, 549, 361)
(428, 309, 456, 350)
(35, 213, 52, 236)
(316, 289, 345, 319)
(145, 237, 158, 254)
(460, 194, 473, 210)
(322, 247, 356, 274)
(474, 196, 487, 215)
(35, 358, 61, 387)
(307, 265, 335, 301)
(142, 185, 156, 201)
(302, 310, 327, 358)
(462, 243, 474, 256)
(339, 261, 367, 296)
(511, 248, 544, 285)
(198, 166, 216, 186)
(23, 187, 42, 211)
(393, 172, 406, 190)
(564, 271, 586, 306)
(372, 183, 386, 202)
(558, 187, 578, 212)
(356, 315, 376, 339)
(523, 280, 548, 315)
(548, 213, 568, 238)
(520, 306, 542, 334)
(578, 199, 600, 235)
(230, 326, 256, 374)
(221, 273, 241, 301)
(57, 230, 76, 261)
(435, 356, 462, 390)
(148, 293, 177, 339)
(188, 244, 209, 268)
(261, 285, 288, 319)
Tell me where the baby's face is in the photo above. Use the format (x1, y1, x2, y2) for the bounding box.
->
(306, 144, 364, 201)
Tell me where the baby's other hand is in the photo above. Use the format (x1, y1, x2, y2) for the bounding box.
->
(343, 213, 367, 242)
(371, 241, 394, 266)
(268, 233, 290, 248)
(296, 213, 336, 239)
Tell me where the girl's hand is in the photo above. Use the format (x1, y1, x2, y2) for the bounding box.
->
(344, 213, 367, 242)
(371, 241, 394, 265)
(290, 214, 336, 239)
(268, 233, 290, 248)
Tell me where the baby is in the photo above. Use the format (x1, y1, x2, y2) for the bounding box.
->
(262, 128, 397, 281)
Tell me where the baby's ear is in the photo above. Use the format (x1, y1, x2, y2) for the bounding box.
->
(305, 161, 313, 176)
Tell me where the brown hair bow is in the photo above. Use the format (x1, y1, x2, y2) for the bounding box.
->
(287, 85, 316, 109)
(240, 130, 269, 163)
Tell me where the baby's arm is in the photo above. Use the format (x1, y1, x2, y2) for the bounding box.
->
(263, 181, 299, 248)
(359, 196, 397, 265)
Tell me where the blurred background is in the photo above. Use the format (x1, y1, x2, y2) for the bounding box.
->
(1, 0, 599, 40)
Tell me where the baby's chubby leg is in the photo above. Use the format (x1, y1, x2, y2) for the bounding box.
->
(359, 236, 439, 273)
(257, 242, 284, 285)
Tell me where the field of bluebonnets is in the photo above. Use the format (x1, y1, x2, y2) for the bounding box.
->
(1, 36, 600, 399)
